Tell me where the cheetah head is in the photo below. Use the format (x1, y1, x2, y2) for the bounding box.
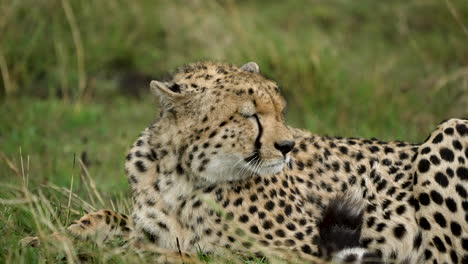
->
(150, 62, 294, 184)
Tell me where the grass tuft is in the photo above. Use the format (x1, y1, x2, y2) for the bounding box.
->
(1, 0, 467, 263)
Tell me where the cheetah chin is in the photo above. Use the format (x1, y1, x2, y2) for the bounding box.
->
(242, 157, 291, 176)
(200, 155, 289, 183)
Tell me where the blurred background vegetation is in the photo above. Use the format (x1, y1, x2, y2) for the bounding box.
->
(1, 0, 467, 262)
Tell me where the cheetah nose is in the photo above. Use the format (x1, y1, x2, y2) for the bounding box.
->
(274, 140, 295, 156)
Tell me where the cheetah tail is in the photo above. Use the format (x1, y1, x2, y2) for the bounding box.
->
(317, 189, 382, 263)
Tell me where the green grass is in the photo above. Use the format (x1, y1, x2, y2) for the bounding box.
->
(0, 98, 151, 263)
(1, 97, 154, 192)
(1, 0, 467, 263)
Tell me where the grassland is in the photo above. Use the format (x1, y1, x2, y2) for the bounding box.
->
(1, 0, 467, 263)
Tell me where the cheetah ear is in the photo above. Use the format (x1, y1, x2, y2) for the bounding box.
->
(240, 62, 259, 73)
(150, 80, 185, 99)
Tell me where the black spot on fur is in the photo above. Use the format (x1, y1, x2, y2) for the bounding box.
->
(435, 172, 449, 187)
(239, 215, 249, 223)
(455, 184, 467, 198)
(450, 250, 459, 263)
(301, 244, 312, 255)
(457, 167, 468, 181)
(413, 232, 423, 249)
(419, 217, 431, 230)
(157, 222, 169, 231)
(418, 159, 430, 173)
(143, 228, 159, 243)
(393, 224, 406, 239)
(453, 140, 463, 150)
(434, 212, 447, 227)
(433, 236, 446, 252)
(396, 205, 406, 215)
(193, 200, 202, 208)
(430, 190, 443, 204)
(176, 163, 184, 175)
(134, 160, 146, 172)
(432, 133, 443, 143)
(234, 197, 243, 207)
(440, 148, 454, 162)
(445, 198, 457, 212)
(450, 222, 461, 236)
(430, 155, 440, 165)
(456, 123, 467, 136)
(262, 220, 273, 229)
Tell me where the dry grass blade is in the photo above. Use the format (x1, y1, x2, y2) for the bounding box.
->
(445, 0, 468, 36)
(66, 154, 76, 226)
(0, 182, 25, 190)
(0, 0, 11, 32)
(434, 66, 468, 91)
(26, 155, 30, 189)
(0, 47, 16, 95)
(61, 0, 86, 100)
(46, 183, 96, 213)
(79, 158, 106, 207)
(77, 162, 97, 206)
(0, 197, 35, 205)
(37, 190, 65, 231)
(110, 199, 117, 212)
(35, 191, 77, 264)
(0, 151, 21, 178)
(19, 147, 27, 189)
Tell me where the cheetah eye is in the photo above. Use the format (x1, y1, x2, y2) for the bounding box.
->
(240, 111, 255, 118)
(239, 102, 256, 118)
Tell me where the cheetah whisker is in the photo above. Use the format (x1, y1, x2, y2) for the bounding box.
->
(239, 154, 259, 179)
(250, 157, 263, 178)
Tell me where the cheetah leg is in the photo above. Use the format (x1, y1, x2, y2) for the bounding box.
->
(66, 209, 133, 244)
(20, 209, 133, 248)
(413, 118, 467, 263)
(20, 210, 203, 263)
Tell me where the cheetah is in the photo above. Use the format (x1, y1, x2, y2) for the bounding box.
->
(24, 62, 467, 263)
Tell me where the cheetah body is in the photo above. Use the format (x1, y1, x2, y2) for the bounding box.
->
(70, 62, 467, 263)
